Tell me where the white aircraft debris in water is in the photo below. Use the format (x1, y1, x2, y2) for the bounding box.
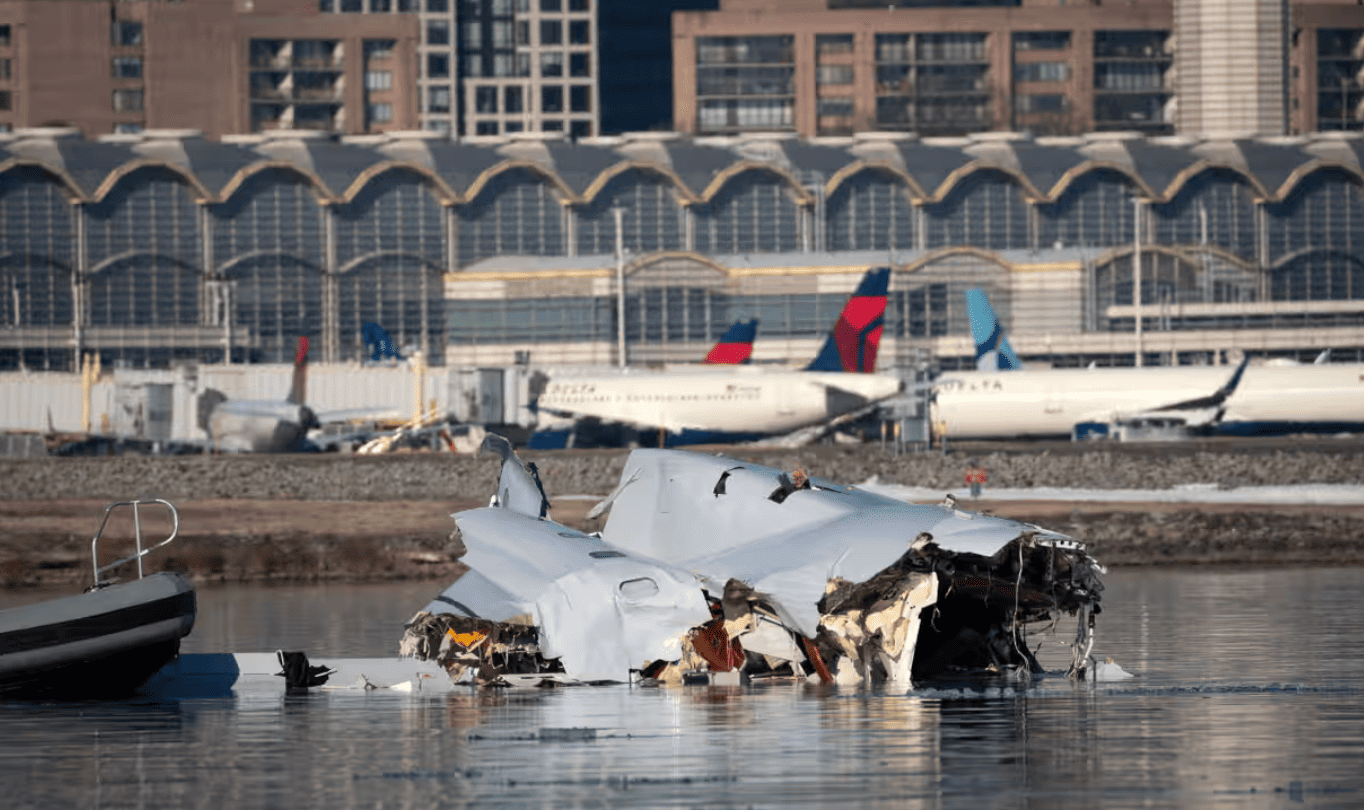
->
(402, 435, 1106, 689)
(532, 268, 903, 447)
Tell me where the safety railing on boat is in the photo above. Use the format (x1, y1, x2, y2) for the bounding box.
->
(90, 499, 180, 589)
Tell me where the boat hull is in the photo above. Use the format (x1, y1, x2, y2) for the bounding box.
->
(0, 572, 196, 699)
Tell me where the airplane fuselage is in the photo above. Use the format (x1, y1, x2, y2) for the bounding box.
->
(537, 368, 903, 435)
(207, 401, 317, 453)
(932, 363, 1364, 439)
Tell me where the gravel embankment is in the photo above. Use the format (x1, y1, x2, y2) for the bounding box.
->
(4, 443, 1363, 502)
(1, 442, 1361, 588)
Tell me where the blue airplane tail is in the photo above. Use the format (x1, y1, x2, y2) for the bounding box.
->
(966, 289, 1023, 371)
(362, 322, 404, 362)
(806, 267, 890, 373)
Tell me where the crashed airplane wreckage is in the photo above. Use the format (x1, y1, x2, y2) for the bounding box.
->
(401, 436, 1104, 689)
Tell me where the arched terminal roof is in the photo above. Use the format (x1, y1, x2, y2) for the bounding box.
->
(2, 127, 1362, 207)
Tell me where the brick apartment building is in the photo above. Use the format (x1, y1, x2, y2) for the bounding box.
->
(0, 0, 420, 137)
(672, 0, 1364, 139)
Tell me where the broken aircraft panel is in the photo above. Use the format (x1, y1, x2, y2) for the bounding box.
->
(406, 438, 1105, 688)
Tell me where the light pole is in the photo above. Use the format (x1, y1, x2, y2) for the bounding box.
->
(1132, 197, 1144, 367)
(613, 206, 626, 369)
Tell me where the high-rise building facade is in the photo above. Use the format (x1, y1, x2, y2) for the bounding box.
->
(0, 0, 601, 139)
(320, 0, 598, 138)
(672, 0, 1364, 138)
(0, 0, 421, 138)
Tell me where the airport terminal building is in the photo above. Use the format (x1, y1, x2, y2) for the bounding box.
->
(1, 125, 1363, 374)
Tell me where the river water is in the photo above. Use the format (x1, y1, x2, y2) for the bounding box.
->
(4, 566, 1364, 809)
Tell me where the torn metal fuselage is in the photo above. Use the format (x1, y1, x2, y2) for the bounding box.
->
(408, 441, 1104, 688)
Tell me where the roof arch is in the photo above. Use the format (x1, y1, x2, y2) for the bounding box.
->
(87, 250, 200, 278)
(337, 250, 445, 275)
(460, 159, 578, 204)
(217, 161, 336, 204)
(1045, 161, 1155, 201)
(0, 159, 87, 201)
(338, 161, 459, 205)
(0, 250, 75, 273)
(1273, 161, 1364, 202)
(579, 160, 697, 204)
(897, 246, 1019, 275)
(696, 160, 813, 205)
(623, 250, 732, 278)
(90, 159, 214, 203)
(1157, 161, 1269, 202)
(1089, 242, 1253, 271)
(823, 161, 925, 200)
(1267, 246, 1364, 273)
(927, 162, 1043, 203)
(216, 249, 325, 277)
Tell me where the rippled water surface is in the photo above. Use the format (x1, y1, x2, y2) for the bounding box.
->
(4, 567, 1364, 809)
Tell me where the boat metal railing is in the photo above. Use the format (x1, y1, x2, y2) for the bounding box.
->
(90, 499, 180, 589)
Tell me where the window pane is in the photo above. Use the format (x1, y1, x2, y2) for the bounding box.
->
(428, 85, 451, 112)
(112, 21, 143, 47)
(427, 21, 449, 46)
(569, 20, 589, 45)
(541, 20, 562, 45)
(570, 85, 590, 112)
(569, 52, 590, 77)
(112, 57, 142, 79)
(542, 85, 564, 112)
(476, 86, 498, 113)
(505, 85, 523, 112)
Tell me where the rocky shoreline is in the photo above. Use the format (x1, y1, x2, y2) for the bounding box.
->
(2, 441, 1362, 589)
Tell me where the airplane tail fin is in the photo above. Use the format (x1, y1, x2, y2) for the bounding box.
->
(704, 319, 758, 364)
(288, 336, 309, 405)
(362, 322, 404, 362)
(481, 433, 551, 519)
(806, 267, 890, 373)
(966, 288, 1023, 371)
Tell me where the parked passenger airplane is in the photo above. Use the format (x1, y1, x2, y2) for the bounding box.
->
(200, 338, 398, 452)
(534, 268, 901, 446)
(935, 291, 1364, 439)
